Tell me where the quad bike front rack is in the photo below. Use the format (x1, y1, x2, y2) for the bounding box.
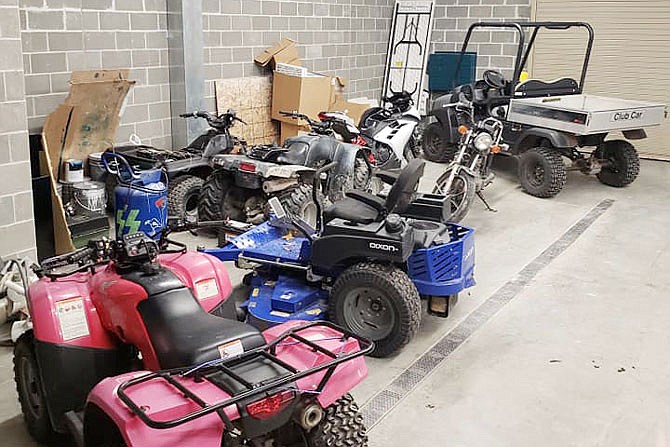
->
(116, 321, 373, 430)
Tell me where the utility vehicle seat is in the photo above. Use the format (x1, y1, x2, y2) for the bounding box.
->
(324, 159, 425, 224)
(137, 286, 266, 369)
(514, 78, 579, 97)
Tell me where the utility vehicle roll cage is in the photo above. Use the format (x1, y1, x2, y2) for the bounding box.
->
(454, 21, 595, 95)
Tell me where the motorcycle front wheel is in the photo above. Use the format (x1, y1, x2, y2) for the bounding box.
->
(433, 169, 476, 223)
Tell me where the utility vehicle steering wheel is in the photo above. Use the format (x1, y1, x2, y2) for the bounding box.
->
(482, 70, 507, 89)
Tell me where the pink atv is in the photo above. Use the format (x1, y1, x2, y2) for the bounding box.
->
(13, 232, 371, 446)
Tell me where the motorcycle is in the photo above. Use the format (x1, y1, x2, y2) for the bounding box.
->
(198, 111, 372, 227)
(12, 228, 372, 446)
(432, 100, 507, 222)
(322, 91, 421, 170)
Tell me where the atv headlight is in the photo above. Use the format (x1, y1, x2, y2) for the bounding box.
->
(473, 132, 493, 152)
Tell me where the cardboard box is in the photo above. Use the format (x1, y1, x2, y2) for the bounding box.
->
(272, 71, 333, 124)
(279, 122, 310, 144)
(255, 38, 300, 69)
(329, 100, 371, 125)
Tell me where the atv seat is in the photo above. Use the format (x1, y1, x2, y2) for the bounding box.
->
(138, 286, 266, 369)
(324, 159, 425, 224)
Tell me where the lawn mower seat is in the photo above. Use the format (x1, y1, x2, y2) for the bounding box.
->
(137, 286, 266, 369)
(324, 159, 425, 224)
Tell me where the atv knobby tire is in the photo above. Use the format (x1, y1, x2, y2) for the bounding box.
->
(14, 333, 59, 444)
(168, 175, 204, 219)
(519, 147, 567, 198)
(353, 155, 372, 191)
(595, 140, 640, 187)
(197, 170, 246, 222)
(329, 262, 421, 358)
(276, 184, 319, 228)
(306, 394, 368, 447)
(422, 122, 456, 163)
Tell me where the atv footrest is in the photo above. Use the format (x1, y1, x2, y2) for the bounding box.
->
(116, 321, 372, 430)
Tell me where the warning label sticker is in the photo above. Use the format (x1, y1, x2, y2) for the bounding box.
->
(56, 297, 90, 341)
(218, 339, 244, 359)
(195, 278, 219, 300)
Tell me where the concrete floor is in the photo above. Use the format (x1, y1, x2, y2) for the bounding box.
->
(1, 158, 668, 446)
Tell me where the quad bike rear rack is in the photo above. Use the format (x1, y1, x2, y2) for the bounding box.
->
(116, 321, 373, 430)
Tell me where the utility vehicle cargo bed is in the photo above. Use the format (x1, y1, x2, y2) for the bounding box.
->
(506, 94, 666, 135)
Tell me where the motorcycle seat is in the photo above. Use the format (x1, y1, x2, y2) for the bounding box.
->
(137, 287, 266, 369)
(324, 159, 425, 225)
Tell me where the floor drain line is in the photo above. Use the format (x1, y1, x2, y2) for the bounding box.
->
(361, 199, 615, 430)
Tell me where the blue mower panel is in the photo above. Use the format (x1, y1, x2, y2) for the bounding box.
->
(202, 221, 311, 264)
(407, 224, 475, 296)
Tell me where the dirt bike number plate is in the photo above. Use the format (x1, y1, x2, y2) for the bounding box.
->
(56, 297, 90, 341)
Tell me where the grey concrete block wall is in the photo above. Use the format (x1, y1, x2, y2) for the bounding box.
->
(19, 0, 173, 148)
(432, 0, 532, 79)
(201, 0, 396, 112)
(0, 0, 37, 260)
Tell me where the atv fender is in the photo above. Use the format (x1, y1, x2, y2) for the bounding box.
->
(327, 142, 367, 197)
(514, 128, 578, 153)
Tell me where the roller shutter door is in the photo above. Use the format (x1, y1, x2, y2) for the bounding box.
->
(530, 0, 670, 159)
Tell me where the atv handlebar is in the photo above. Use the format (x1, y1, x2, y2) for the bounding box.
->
(179, 110, 247, 129)
(279, 111, 333, 136)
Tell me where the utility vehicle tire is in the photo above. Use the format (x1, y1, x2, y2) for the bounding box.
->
(14, 333, 59, 444)
(197, 170, 247, 222)
(353, 155, 371, 191)
(268, 394, 368, 446)
(105, 174, 118, 211)
(359, 107, 384, 129)
(595, 140, 640, 187)
(422, 122, 456, 163)
(276, 184, 319, 228)
(433, 169, 476, 223)
(329, 262, 421, 358)
(518, 147, 567, 198)
(168, 175, 204, 219)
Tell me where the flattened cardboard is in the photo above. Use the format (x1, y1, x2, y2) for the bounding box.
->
(42, 69, 134, 254)
(255, 38, 300, 69)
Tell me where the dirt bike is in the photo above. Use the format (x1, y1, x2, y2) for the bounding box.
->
(433, 99, 507, 222)
(326, 90, 421, 170)
(198, 111, 372, 228)
(12, 228, 372, 447)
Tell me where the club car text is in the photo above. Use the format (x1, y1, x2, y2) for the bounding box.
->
(610, 110, 644, 122)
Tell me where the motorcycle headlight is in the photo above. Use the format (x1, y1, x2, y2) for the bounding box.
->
(473, 132, 493, 152)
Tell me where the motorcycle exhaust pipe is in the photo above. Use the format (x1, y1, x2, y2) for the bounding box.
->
(295, 403, 324, 431)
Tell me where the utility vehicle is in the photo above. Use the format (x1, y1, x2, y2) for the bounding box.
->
(424, 21, 666, 197)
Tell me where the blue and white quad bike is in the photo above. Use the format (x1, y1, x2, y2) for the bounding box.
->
(202, 160, 475, 357)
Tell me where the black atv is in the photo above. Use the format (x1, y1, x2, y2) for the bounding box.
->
(198, 111, 372, 228)
(106, 110, 245, 217)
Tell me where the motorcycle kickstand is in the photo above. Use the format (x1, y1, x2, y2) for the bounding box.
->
(476, 191, 497, 213)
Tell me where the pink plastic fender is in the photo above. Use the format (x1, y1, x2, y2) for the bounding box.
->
(262, 321, 369, 409)
(29, 270, 117, 349)
(159, 252, 233, 312)
(87, 371, 238, 446)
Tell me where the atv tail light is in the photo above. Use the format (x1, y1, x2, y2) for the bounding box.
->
(246, 390, 296, 420)
(458, 125, 469, 135)
(239, 162, 256, 173)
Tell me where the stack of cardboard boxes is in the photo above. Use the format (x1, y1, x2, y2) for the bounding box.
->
(255, 38, 371, 143)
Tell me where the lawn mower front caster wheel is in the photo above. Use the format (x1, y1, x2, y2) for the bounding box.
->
(329, 262, 421, 358)
(595, 140, 640, 187)
(168, 175, 204, 219)
(518, 147, 567, 198)
(422, 122, 457, 163)
(14, 333, 60, 444)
